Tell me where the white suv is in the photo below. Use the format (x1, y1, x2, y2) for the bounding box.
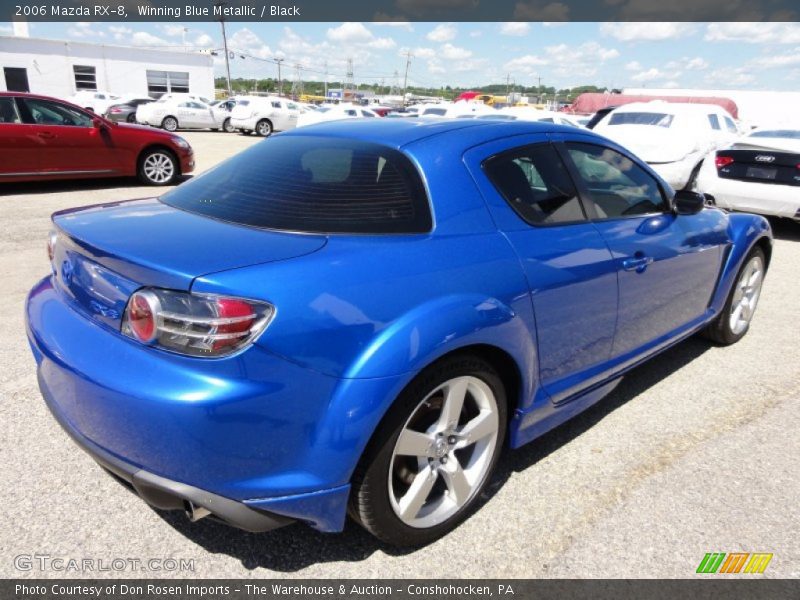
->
(229, 96, 301, 137)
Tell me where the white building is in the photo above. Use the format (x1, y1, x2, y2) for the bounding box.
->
(624, 87, 800, 129)
(0, 34, 215, 101)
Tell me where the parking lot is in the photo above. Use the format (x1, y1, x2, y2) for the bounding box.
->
(1, 131, 798, 578)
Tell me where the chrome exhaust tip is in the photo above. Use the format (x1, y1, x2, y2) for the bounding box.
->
(184, 501, 211, 522)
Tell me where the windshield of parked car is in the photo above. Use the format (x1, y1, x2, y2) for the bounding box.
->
(748, 130, 800, 139)
(160, 136, 432, 234)
(607, 112, 674, 127)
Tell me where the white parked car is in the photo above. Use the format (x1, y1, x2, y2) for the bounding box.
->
(295, 104, 378, 128)
(229, 96, 302, 136)
(135, 93, 213, 127)
(140, 97, 225, 132)
(593, 101, 739, 190)
(696, 127, 800, 222)
(67, 90, 120, 114)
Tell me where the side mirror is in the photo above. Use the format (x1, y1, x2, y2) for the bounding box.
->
(673, 190, 705, 215)
(92, 117, 104, 129)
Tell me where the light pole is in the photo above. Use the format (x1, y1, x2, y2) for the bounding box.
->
(215, 1, 232, 97)
(275, 58, 284, 97)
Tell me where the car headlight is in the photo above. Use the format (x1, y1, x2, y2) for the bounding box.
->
(171, 137, 190, 149)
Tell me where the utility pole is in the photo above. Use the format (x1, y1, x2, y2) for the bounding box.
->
(401, 51, 412, 106)
(505, 73, 510, 96)
(345, 58, 354, 101)
(275, 57, 284, 96)
(323, 61, 328, 99)
(215, 2, 232, 97)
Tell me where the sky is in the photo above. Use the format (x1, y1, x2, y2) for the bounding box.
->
(3, 21, 800, 90)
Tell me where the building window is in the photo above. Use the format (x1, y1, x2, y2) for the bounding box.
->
(3, 67, 29, 92)
(73, 65, 97, 91)
(146, 70, 190, 97)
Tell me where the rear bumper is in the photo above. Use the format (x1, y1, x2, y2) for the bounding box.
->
(696, 176, 800, 220)
(26, 275, 405, 532)
(230, 117, 256, 130)
(40, 371, 293, 533)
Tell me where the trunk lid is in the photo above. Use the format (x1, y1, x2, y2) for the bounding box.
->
(51, 198, 326, 329)
(600, 125, 699, 163)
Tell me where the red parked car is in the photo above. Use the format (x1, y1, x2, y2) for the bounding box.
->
(0, 92, 194, 186)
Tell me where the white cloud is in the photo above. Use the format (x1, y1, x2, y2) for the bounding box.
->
(469, 30, 483, 38)
(665, 56, 709, 71)
(157, 25, 187, 38)
(630, 67, 664, 82)
(108, 25, 132, 41)
(131, 31, 167, 46)
(748, 48, 800, 69)
(440, 43, 472, 60)
(327, 22, 374, 44)
(194, 33, 214, 48)
(600, 22, 696, 42)
(411, 47, 437, 59)
(499, 22, 530, 37)
(230, 27, 274, 59)
(705, 23, 800, 44)
(704, 66, 756, 86)
(503, 41, 619, 80)
(67, 22, 106, 39)
(625, 60, 642, 71)
(426, 23, 457, 42)
(325, 22, 395, 50)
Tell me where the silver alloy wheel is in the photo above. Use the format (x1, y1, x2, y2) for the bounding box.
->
(257, 120, 272, 136)
(388, 375, 500, 529)
(142, 152, 175, 184)
(729, 254, 764, 335)
(223, 118, 235, 133)
(162, 117, 178, 132)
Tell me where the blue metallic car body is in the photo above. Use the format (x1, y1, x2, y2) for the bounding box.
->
(26, 119, 772, 533)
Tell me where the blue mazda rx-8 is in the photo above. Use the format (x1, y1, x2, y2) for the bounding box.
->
(27, 119, 771, 546)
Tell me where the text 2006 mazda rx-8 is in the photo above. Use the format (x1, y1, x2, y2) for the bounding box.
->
(27, 119, 771, 546)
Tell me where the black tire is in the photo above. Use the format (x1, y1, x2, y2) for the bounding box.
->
(223, 118, 235, 133)
(702, 246, 766, 345)
(161, 116, 178, 132)
(126, 113, 136, 123)
(255, 119, 273, 137)
(137, 148, 179, 186)
(239, 130, 251, 136)
(349, 353, 507, 547)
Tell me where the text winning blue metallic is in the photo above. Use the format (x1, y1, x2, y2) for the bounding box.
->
(27, 119, 772, 546)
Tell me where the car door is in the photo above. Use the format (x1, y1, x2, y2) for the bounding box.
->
(17, 97, 122, 174)
(560, 137, 729, 361)
(0, 96, 41, 176)
(465, 138, 619, 404)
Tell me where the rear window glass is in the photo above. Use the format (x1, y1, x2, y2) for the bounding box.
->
(608, 112, 674, 127)
(160, 136, 432, 234)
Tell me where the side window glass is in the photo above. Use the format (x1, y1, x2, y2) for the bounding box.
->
(724, 116, 738, 134)
(484, 144, 586, 225)
(0, 97, 22, 123)
(708, 114, 721, 130)
(271, 101, 282, 109)
(566, 142, 667, 219)
(22, 99, 93, 127)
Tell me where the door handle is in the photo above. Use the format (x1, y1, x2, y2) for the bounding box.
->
(622, 254, 653, 273)
(37, 131, 55, 139)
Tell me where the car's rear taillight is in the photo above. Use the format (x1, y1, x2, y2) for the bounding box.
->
(122, 288, 274, 357)
(110, 107, 123, 113)
(715, 155, 735, 169)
